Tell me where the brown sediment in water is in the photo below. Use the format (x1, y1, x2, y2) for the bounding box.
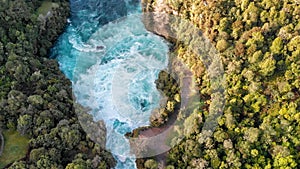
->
(135, 113, 177, 168)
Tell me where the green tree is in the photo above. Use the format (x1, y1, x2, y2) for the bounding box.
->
(270, 37, 283, 54)
(17, 114, 32, 135)
(259, 53, 276, 76)
(144, 159, 158, 169)
(216, 39, 229, 52)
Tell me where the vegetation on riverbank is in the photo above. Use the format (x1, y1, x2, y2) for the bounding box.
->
(0, 0, 115, 168)
(140, 0, 300, 168)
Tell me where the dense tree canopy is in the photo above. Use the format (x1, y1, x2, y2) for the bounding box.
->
(0, 0, 115, 168)
(141, 0, 300, 168)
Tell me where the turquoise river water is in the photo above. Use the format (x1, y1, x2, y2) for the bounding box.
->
(51, 0, 170, 168)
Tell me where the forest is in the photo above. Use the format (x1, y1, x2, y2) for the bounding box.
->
(138, 0, 300, 168)
(0, 0, 115, 168)
(0, 0, 299, 169)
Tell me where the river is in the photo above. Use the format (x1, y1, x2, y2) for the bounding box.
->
(50, 0, 170, 168)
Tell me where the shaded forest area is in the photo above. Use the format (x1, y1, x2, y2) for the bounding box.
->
(0, 0, 115, 168)
(140, 0, 300, 168)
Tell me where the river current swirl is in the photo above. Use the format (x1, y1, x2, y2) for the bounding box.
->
(51, 0, 170, 168)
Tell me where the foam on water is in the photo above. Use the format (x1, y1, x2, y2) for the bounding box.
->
(51, 1, 169, 168)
